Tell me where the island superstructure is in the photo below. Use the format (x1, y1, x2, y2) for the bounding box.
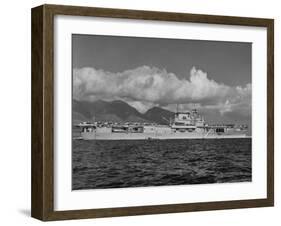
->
(75, 107, 248, 140)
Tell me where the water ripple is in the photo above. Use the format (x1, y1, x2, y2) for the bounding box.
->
(72, 138, 252, 190)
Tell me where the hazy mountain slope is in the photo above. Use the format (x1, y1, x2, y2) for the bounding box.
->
(73, 111, 89, 124)
(144, 107, 174, 125)
(72, 99, 165, 123)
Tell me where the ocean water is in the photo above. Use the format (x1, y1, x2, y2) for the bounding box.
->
(72, 138, 252, 190)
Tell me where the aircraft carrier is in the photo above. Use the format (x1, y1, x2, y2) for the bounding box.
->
(75, 108, 248, 140)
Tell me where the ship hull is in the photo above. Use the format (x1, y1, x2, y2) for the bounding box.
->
(81, 131, 248, 140)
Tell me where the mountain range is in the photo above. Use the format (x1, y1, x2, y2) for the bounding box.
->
(73, 99, 174, 125)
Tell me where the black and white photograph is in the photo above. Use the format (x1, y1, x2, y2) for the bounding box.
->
(72, 34, 252, 190)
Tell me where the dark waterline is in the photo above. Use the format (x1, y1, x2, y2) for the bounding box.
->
(72, 138, 252, 190)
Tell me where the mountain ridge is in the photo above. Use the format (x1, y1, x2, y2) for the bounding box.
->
(73, 99, 174, 124)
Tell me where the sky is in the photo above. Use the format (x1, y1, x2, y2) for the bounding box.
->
(72, 34, 252, 126)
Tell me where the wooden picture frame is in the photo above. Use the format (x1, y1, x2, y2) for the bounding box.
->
(31, 4, 274, 221)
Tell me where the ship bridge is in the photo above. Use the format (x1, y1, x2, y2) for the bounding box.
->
(171, 109, 205, 131)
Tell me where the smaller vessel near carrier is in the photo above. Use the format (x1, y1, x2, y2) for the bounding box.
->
(75, 107, 248, 140)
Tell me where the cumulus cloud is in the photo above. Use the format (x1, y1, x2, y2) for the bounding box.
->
(125, 100, 155, 114)
(73, 66, 251, 116)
